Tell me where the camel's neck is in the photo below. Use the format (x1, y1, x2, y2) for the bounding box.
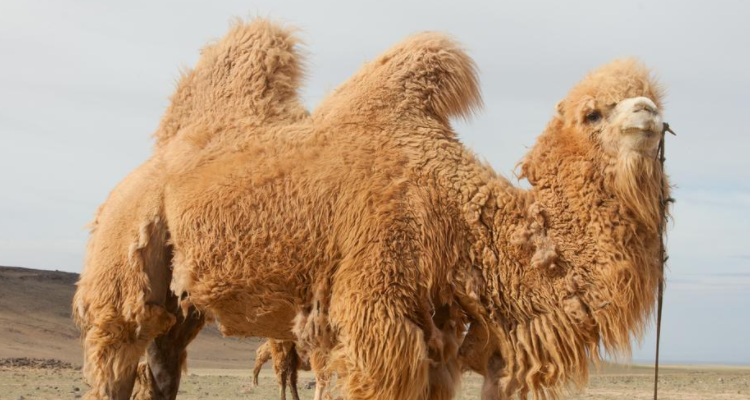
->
(412, 130, 664, 351)
(461, 134, 666, 395)
(482, 132, 662, 350)
(489, 143, 663, 341)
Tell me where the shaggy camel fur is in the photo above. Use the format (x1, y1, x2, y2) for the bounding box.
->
(73, 20, 307, 399)
(73, 18, 670, 400)
(252, 339, 308, 400)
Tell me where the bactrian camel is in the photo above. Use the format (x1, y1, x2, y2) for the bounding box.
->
(73, 18, 671, 400)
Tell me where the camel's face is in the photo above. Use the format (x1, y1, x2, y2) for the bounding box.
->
(575, 95, 664, 157)
(552, 59, 664, 157)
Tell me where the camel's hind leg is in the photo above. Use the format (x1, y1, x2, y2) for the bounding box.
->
(253, 340, 273, 386)
(76, 213, 175, 400)
(133, 293, 205, 400)
(265, 340, 291, 400)
(80, 304, 175, 400)
(285, 344, 301, 400)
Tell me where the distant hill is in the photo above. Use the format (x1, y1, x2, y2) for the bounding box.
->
(0, 266, 261, 369)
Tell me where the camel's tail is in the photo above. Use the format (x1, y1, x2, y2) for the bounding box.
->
(155, 18, 307, 147)
(314, 32, 482, 128)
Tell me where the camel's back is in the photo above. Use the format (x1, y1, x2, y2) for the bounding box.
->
(160, 28, 484, 340)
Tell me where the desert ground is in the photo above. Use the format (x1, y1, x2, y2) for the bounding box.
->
(0, 362, 748, 400)
(2, 266, 748, 399)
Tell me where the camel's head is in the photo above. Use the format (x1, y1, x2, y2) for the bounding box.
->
(523, 59, 667, 231)
(555, 58, 664, 158)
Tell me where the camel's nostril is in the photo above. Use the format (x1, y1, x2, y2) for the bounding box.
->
(633, 104, 657, 114)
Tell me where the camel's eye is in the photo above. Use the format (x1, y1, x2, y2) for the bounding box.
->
(585, 110, 602, 124)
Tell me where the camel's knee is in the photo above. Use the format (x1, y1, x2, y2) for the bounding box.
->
(133, 302, 204, 400)
(81, 334, 141, 400)
(80, 304, 176, 400)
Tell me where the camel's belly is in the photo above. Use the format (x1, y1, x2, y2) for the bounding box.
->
(170, 234, 320, 340)
(165, 151, 336, 340)
(208, 293, 299, 340)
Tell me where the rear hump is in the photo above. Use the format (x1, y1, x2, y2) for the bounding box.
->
(154, 18, 307, 147)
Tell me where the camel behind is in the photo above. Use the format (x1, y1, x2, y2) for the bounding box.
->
(73, 19, 311, 399)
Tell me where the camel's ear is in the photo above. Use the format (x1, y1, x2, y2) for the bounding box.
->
(155, 18, 308, 146)
(519, 158, 536, 185)
(314, 32, 481, 128)
(554, 100, 565, 120)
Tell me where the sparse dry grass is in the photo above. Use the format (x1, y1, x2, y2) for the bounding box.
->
(1, 365, 748, 400)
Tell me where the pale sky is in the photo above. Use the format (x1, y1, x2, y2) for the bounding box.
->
(1, 0, 748, 365)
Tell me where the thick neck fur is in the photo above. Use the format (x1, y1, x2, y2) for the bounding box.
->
(454, 120, 668, 398)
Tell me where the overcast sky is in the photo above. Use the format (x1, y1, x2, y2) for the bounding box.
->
(1, 0, 748, 365)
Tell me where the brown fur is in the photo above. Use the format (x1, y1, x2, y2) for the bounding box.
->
(73, 19, 308, 399)
(74, 18, 670, 400)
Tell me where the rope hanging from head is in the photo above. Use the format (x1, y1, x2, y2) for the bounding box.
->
(653, 122, 675, 400)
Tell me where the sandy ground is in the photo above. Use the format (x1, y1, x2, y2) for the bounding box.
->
(0, 364, 748, 400)
(3, 267, 747, 400)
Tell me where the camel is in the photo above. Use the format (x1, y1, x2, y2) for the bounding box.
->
(252, 339, 308, 400)
(73, 18, 671, 400)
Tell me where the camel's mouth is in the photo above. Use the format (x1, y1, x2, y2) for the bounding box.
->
(619, 126, 661, 152)
(610, 97, 663, 153)
(621, 127, 658, 137)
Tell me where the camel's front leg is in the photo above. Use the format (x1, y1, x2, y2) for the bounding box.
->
(278, 375, 287, 400)
(458, 322, 513, 400)
(132, 295, 205, 400)
(328, 246, 432, 400)
(310, 350, 330, 400)
(108, 364, 139, 400)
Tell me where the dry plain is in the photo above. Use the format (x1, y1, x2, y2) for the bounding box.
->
(1, 267, 747, 399)
(0, 363, 748, 400)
